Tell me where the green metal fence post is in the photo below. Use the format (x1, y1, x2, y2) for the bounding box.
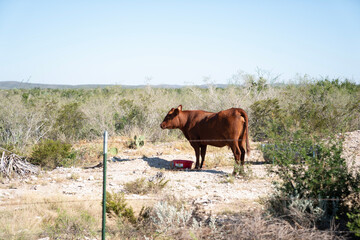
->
(102, 131, 108, 240)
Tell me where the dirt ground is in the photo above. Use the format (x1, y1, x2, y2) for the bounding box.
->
(1, 130, 359, 215)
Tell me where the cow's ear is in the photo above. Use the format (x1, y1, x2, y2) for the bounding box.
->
(177, 105, 182, 111)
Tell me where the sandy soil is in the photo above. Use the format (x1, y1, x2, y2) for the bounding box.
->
(1, 130, 359, 214)
(0, 149, 271, 214)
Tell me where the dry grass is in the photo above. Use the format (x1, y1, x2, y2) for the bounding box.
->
(222, 213, 345, 240)
(124, 176, 169, 195)
(0, 192, 348, 240)
(0, 194, 102, 240)
(202, 147, 234, 169)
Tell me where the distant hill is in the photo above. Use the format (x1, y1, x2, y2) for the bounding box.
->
(0, 81, 228, 89)
(0, 81, 109, 89)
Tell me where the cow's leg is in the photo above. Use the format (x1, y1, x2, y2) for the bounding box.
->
(230, 140, 242, 175)
(239, 133, 247, 166)
(239, 143, 246, 166)
(191, 144, 200, 169)
(230, 141, 241, 165)
(200, 145, 207, 169)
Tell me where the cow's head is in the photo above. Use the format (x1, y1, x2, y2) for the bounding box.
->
(160, 105, 182, 129)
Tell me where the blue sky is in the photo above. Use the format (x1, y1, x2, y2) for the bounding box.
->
(0, 0, 359, 85)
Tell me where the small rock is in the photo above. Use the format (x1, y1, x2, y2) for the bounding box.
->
(63, 191, 76, 195)
(30, 176, 38, 181)
(88, 176, 95, 181)
(83, 237, 97, 240)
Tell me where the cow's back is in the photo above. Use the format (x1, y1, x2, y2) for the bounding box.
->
(186, 108, 246, 147)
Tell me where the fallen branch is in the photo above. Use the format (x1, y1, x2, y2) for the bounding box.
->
(0, 151, 39, 178)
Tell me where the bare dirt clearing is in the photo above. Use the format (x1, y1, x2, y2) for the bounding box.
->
(1, 131, 359, 215)
(1, 146, 272, 215)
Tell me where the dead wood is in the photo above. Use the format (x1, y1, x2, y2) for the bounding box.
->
(0, 151, 39, 178)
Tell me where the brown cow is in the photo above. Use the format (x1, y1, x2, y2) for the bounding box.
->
(160, 105, 250, 173)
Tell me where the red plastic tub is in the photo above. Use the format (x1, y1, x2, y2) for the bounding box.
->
(172, 160, 193, 169)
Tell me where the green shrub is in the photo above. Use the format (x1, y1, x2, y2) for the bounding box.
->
(250, 79, 360, 142)
(290, 79, 360, 137)
(55, 102, 86, 141)
(264, 132, 360, 228)
(243, 73, 269, 94)
(114, 99, 146, 132)
(347, 211, 360, 237)
(1, 78, 359, 149)
(106, 191, 137, 224)
(250, 98, 289, 141)
(30, 139, 77, 169)
(267, 135, 359, 200)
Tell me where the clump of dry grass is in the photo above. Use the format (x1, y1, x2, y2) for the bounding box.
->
(224, 213, 345, 240)
(219, 174, 235, 184)
(124, 175, 169, 195)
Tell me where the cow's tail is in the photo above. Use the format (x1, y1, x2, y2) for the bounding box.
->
(241, 109, 251, 155)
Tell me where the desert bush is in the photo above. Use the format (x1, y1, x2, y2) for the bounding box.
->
(290, 79, 360, 136)
(0, 93, 54, 152)
(105, 191, 154, 239)
(347, 211, 360, 237)
(267, 135, 359, 201)
(151, 201, 194, 233)
(264, 132, 360, 229)
(249, 78, 360, 141)
(244, 73, 269, 95)
(105, 191, 137, 224)
(114, 99, 145, 132)
(30, 139, 77, 169)
(55, 102, 86, 141)
(266, 194, 326, 228)
(249, 98, 290, 141)
(0, 76, 359, 150)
